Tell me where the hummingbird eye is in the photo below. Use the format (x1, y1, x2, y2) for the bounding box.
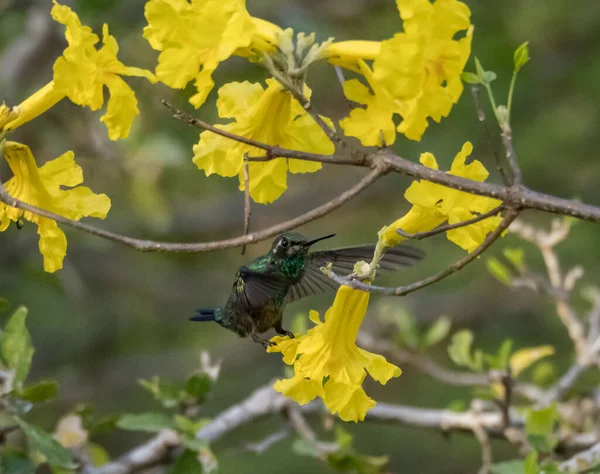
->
(280, 238, 289, 248)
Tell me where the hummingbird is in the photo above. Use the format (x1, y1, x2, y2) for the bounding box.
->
(191, 232, 424, 347)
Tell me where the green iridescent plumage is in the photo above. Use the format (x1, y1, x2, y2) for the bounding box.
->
(191, 232, 424, 347)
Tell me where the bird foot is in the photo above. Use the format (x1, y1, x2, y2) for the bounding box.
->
(284, 330, 295, 339)
(261, 339, 277, 349)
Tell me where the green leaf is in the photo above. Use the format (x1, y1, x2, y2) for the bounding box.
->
(475, 57, 485, 79)
(174, 414, 210, 435)
(15, 417, 76, 469)
(18, 380, 58, 403)
(185, 373, 213, 401)
(139, 376, 182, 409)
(503, 248, 525, 271)
(384, 307, 420, 348)
(514, 41, 530, 72)
(526, 405, 558, 452)
(461, 72, 482, 84)
(1, 306, 34, 386)
(491, 460, 527, 474)
(180, 434, 209, 452)
(486, 258, 512, 286)
(117, 413, 176, 433)
(1, 452, 37, 474)
(0, 297, 10, 313)
(486, 339, 513, 370)
(483, 70, 498, 84)
(169, 450, 202, 474)
(335, 426, 353, 450)
(524, 451, 538, 474)
(88, 443, 110, 467)
(423, 316, 451, 347)
(447, 330, 483, 371)
(292, 438, 320, 457)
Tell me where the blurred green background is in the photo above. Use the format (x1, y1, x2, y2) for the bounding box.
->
(1, 0, 599, 472)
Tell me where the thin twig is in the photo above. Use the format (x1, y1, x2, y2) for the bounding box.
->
(241, 156, 251, 255)
(328, 208, 519, 296)
(539, 363, 589, 407)
(396, 205, 505, 240)
(510, 220, 588, 359)
(471, 400, 493, 474)
(471, 85, 510, 186)
(500, 123, 523, 185)
(0, 168, 383, 253)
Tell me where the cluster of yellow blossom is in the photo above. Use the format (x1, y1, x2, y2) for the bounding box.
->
(0, 1, 156, 271)
(142, 0, 473, 201)
(337, 0, 473, 144)
(192, 79, 334, 203)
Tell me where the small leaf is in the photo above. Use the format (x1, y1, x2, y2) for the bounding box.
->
(185, 373, 213, 401)
(0, 297, 10, 313)
(514, 41, 531, 72)
(526, 405, 558, 452)
(503, 248, 525, 271)
(1, 452, 36, 474)
(380, 307, 419, 348)
(293, 438, 320, 457)
(180, 434, 209, 452)
(486, 258, 512, 286)
(88, 443, 110, 467)
(474, 57, 485, 78)
(117, 413, 176, 432)
(461, 72, 482, 84)
(169, 450, 202, 474)
(174, 414, 209, 435)
(483, 70, 498, 84)
(18, 380, 58, 403)
(139, 376, 182, 409)
(423, 316, 451, 347)
(510, 346, 555, 377)
(335, 426, 353, 450)
(15, 417, 76, 469)
(447, 330, 483, 371)
(524, 451, 538, 474)
(1, 306, 34, 386)
(487, 339, 513, 370)
(491, 460, 527, 474)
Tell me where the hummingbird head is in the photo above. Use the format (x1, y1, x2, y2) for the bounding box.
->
(270, 232, 336, 259)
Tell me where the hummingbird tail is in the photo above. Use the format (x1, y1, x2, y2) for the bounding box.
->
(190, 308, 218, 322)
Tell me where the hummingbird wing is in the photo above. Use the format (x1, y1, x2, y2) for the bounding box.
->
(287, 244, 424, 302)
(235, 265, 289, 309)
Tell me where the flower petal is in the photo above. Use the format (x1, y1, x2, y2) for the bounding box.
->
(38, 218, 68, 273)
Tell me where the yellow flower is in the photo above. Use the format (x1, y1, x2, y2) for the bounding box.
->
(268, 286, 401, 422)
(338, 0, 473, 143)
(3, 83, 65, 132)
(0, 142, 111, 272)
(192, 79, 334, 204)
(379, 142, 503, 251)
(51, 1, 156, 140)
(339, 60, 398, 147)
(143, 0, 261, 108)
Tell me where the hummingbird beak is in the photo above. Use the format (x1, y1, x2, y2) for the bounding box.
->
(303, 233, 336, 247)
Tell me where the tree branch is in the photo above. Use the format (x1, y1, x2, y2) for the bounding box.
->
(0, 167, 383, 253)
(328, 208, 519, 296)
(560, 441, 600, 472)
